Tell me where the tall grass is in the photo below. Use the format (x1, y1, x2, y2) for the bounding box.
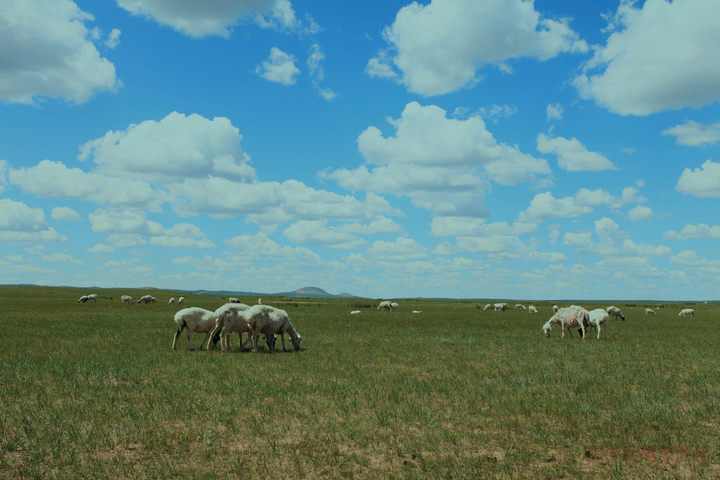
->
(0, 287, 717, 478)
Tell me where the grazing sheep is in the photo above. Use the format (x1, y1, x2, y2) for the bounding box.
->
(552, 304, 559, 314)
(412, 310, 422, 314)
(606, 306, 625, 322)
(138, 295, 156, 304)
(245, 304, 301, 353)
(493, 303, 507, 311)
(645, 308, 656, 316)
(258, 298, 262, 305)
(586, 308, 610, 340)
(209, 303, 252, 351)
(78, 295, 89, 303)
(87, 294, 98, 303)
(515, 304, 526, 310)
(178, 297, 184, 304)
(121, 295, 134, 304)
(390, 302, 399, 310)
(482, 304, 491, 311)
(377, 300, 393, 311)
(678, 308, 695, 317)
(172, 307, 220, 351)
(169, 297, 176, 305)
(350, 310, 361, 315)
(228, 297, 241, 303)
(542, 305, 589, 339)
(528, 305, 538, 314)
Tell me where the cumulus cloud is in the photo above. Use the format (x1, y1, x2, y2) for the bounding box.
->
(519, 188, 618, 221)
(116, 0, 302, 38)
(43, 253, 82, 264)
(307, 44, 337, 101)
(367, 237, 427, 260)
(105, 28, 121, 49)
(574, 0, 720, 115)
(256, 47, 300, 85)
(0, 198, 66, 243)
(537, 133, 616, 171)
(324, 102, 549, 217)
(546, 103, 564, 121)
(676, 160, 720, 198)
(662, 120, 720, 147)
(367, 0, 587, 96)
(564, 227, 670, 257)
(0, 0, 119, 104)
(51, 206, 82, 221)
(628, 205, 654, 222)
(283, 220, 365, 249)
(664, 223, 720, 240)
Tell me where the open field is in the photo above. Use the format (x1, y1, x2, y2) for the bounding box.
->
(0, 286, 718, 479)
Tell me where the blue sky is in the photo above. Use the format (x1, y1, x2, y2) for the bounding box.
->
(1, 0, 720, 300)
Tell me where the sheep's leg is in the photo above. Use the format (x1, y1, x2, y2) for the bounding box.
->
(280, 331, 287, 352)
(186, 330, 195, 351)
(241, 331, 252, 349)
(206, 325, 219, 351)
(172, 325, 184, 350)
(252, 331, 260, 352)
(597, 324, 601, 340)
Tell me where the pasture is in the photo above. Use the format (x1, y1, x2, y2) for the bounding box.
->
(0, 286, 718, 479)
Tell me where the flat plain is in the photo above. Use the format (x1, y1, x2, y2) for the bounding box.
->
(0, 286, 718, 479)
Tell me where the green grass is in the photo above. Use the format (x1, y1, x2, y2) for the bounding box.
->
(0, 286, 718, 479)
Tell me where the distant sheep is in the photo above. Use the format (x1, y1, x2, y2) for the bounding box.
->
(493, 303, 507, 311)
(514, 304, 526, 310)
(528, 305, 538, 314)
(138, 295, 156, 304)
(169, 297, 176, 305)
(606, 306, 625, 322)
(645, 308, 656, 316)
(552, 305, 559, 314)
(350, 310, 361, 315)
(377, 301, 393, 311)
(586, 308, 610, 340)
(228, 297, 241, 303)
(78, 294, 97, 303)
(678, 308, 695, 317)
(121, 295, 134, 304)
(172, 307, 220, 351)
(245, 305, 301, 353)
(412, 310, 422, 314)
(178, 297, 184, 305)
(542, 305, 589, 339)
(482, 304, 491, 311)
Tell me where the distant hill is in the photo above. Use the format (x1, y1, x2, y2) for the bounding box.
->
(187, 286, 355, 299)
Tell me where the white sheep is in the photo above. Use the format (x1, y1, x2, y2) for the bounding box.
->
(178, 297, 184, 304)
(244, 304, 301, 353)
(552, 304, 559, 313)
(350, 310, 361, 315)
(542, 305, 589, 339)
(645, 308, 656, 316)
(121, 295, 134, 304)
(606, 305, 625, 322)
(678, 308, 695, 317)
(228, 297, 241, 303)
(528, 305, 538, 314)
(172, 307, 220, 351)
(209, 303, 252, 351)
(78, 295, 89, 303)
(258, 298, 262, 305)
(377, 300, 393, 311)
(169, 297, 176, 305)
(482, 304, 491, 311)
(138, 295, 156, 304)
(87, 294, 98, 303)
(411, 310, 422, 314)
(514, 303, 526, 310)
(493, 303, 507, 311)
(586, 308, 610, 340)
(390, 302, 399, 310)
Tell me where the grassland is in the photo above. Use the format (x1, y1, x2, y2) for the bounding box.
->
(0, 286, 718, 479)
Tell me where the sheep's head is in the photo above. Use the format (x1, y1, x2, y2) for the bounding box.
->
(290, 332, 302, 350)
(542, 325, 551, 337)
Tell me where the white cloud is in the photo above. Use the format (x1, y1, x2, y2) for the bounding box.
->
(430, 217, 536, 238)
(564, 229, 670, 257)
(88, 244, 115, 253)
(537, 133, 616, 171)
(78, 111, 255, 182)
(337, 217, 403, 235)
(676, 160, 720, 198)
(519, 189, 617, 221)
(256, 47, 300, 86)
(283, 220, 365, 249)
(367, 237, 427, 260)
(307, 44, 336, 101)
(51, 206, 82, 222)
(367, 0, 587, 96)
(664, 223, 720, 240)
(324, 102, 549, 217)
(116, 0, 301, 38)
(0, 0, 118, 104)
(662, 120, 720, 147)
(574, 0, 720, 115)
(223, 232, 322, 265)
(0, 198, 49, 232)
(546, 103, 564, 121)
(628, 205, 654, 222)
(89, 210, 214, 248)
(43, 253, 82, 264)
(105, 28, 121, 49)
